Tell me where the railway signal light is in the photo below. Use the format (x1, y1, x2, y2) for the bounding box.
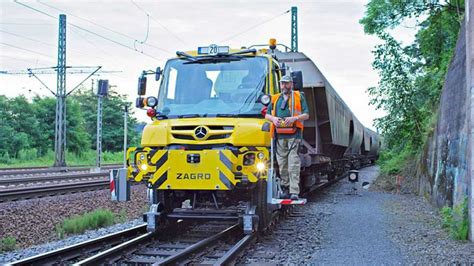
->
(348, 170, 359, 183)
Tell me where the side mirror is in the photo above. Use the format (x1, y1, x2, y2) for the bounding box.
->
(138, 76, 147, 95)
(135, 97, 145, 108)
(291, 71, 303, 91)
(155, 67, 162, 81)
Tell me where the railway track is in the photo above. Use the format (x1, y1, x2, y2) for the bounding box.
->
(8, 170, 353, 264)
(0, 172, 108, 186)
(78, 221, 249, 265)
(11, 220, 252, 265)
(0, 164, 121, 177)
(0, 179, 109, 202)
(9, 224, 148, 265)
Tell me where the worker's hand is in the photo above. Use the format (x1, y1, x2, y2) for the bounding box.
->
(284, 116, 298, 126)
(272, 117, 282, 127)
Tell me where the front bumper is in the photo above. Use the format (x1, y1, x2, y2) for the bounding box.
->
(127, 147, 269, 190)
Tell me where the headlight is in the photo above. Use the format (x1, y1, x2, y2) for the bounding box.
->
(256, 162, 266, 171)
(260, 94, 271, 106)
(141, 164, 148, 171)
(146, 96, 158, 107)
(257, 152, 265, 159)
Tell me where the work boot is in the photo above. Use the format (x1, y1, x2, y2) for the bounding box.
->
(280, 186, 290, 199)
(290, 194, 299, 200)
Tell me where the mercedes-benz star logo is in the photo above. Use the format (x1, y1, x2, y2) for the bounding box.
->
(194, 126, 208, 139)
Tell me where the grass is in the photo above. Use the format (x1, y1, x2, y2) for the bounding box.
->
(377, 147, 413, 175)
(441, 197, 469, 241)
(56, 209, 120, 239)
(0, 149, 124, 168)
(0, 236, 16, 252)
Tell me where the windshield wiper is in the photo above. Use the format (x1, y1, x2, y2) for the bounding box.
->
(178, 114, 201, 118)
(183, 55, 244, 65)
(215, 113, 261, 118)
(215, 114, 238, 117)
(156, 114, 169, 120)
(176, 51, 197, 61)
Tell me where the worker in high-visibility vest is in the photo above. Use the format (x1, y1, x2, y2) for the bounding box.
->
(265, 75, 309, 200)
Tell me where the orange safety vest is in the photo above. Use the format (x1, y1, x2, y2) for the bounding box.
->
(269, 90, 304, 137)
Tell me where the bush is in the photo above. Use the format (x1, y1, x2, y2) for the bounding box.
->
(378, 147, 413, 175)
(1, 236, 16, 252)
(56, 209, 116, 238)
(441, 198, 469, 240)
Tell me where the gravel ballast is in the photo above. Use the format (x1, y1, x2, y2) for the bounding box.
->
(0, 185, 147, 256)
(0, 219, 144, 263)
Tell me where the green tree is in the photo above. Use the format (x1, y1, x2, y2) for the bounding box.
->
(72, 88, 140, 152)
(66, 98, 91, 154)
(31, 96, 55, 155)
(7, 96, 40, 157)
(361, 0, 463, 153)
(0, 96, 14, 159)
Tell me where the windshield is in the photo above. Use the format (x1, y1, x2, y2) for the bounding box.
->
(156, 56, 268, 117)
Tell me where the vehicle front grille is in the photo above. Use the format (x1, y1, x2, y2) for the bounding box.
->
(171, 125, 234, 141)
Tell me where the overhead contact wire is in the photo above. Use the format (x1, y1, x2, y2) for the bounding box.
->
(14, 0, 161, 61)
(37, 0, 171, 54)
(219, 9, 290, 43)
(130, 0, 188, 46)
(0, 42, 53, 59)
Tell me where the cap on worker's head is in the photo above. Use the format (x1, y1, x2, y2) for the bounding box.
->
(280, 75, 293, 83)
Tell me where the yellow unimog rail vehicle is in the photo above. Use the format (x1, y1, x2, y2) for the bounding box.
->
(113, 40, 379, 233)
(128, 42, 296, 233)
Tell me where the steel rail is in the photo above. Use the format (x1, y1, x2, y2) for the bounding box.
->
(0, 172, 108, 186)
(76, 230, 155, 265)
(0, 164, 120, 176)
(214, 233, 255, 265)
(155, 223, 241, 266)
(9, 224, 147, 265)
(0, 180, 109, 202)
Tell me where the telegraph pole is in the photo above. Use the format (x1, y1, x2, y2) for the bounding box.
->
(467, 0, 474, 241)
(291, 6, 298, 52)
(54, 14, 67, 167)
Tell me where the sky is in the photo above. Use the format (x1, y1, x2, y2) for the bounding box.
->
(0, 0, 412, 129)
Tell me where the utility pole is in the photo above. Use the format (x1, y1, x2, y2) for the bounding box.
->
(291, 6, 298, 52)
(54, 14, 67, 167)
(467, 0, 474, 241)
(1, 14, 120, 168)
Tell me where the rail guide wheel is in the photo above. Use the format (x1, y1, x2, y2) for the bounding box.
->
(252, 179, 273, 232)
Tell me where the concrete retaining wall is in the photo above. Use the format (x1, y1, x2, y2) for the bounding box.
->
(417, 23, 470, 208)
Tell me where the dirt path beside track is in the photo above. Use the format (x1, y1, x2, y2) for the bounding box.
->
(239, 166, 474, 264)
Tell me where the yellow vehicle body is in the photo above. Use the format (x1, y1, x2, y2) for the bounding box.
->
(127, 48, 279, 191)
